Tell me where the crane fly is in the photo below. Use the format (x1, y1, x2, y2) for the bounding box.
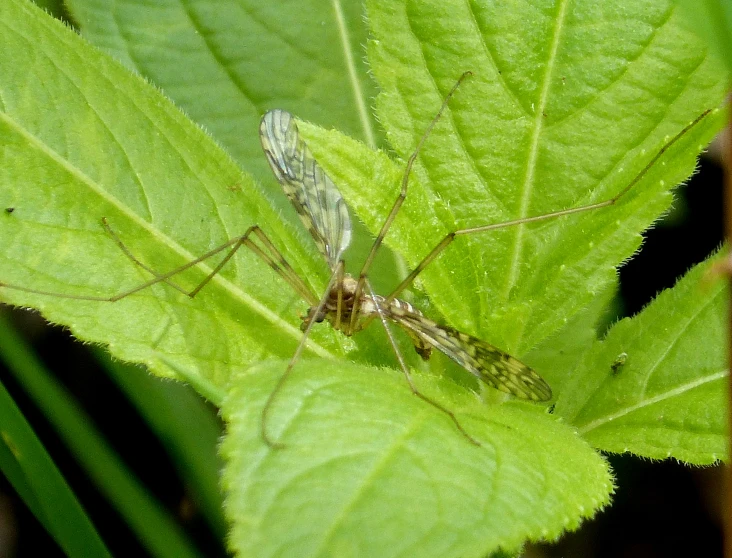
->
(257, 77, 710, 446)
(258, 90, 554, 447)
(0, 72, 712, 448)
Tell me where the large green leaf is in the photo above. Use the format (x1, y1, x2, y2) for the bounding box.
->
(0, 0, 728, 555)
(0, 0, 344, 400)
(64, 0, 379, 180)
(220, 360, 611, 558)
(62, 0, 396, 292)
(306, 0, 726, 363)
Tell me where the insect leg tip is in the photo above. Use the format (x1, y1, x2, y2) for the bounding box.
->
(262, 436, 287, 451)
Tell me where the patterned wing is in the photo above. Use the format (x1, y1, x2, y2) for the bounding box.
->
(260, 109, 352, 270)
(387, 302, 552, 401)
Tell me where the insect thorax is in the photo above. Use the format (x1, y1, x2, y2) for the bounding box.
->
(300, 274, 433, 360)
(300, 274, 362, 334)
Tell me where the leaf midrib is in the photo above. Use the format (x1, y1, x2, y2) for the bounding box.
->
(577, 369, 728, 436)
(332, 0, 376, 149)
(503, 0, 570, 303)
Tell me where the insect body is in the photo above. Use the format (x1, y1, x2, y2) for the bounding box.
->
(297, 268, 552, 401)
(263, 108, 551, 394)
(0, 74, 712, 448)
(610, 352, 628, 375)
(259, 101, 553, 446)
(257, 95, 711, 445)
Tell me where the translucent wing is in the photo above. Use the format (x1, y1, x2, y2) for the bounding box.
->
(260, 109, 352, 270)
(387, 302, 552, 401)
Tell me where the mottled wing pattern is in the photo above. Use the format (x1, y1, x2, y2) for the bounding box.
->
(385, 300, 552, 401)
(260, 109, 352, 270)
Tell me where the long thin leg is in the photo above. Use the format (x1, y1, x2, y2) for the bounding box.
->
(333, 259, 345, 332)
(101, 217, 197, 297)
(379, 108, 713, 305)
(186, 225, 318, 305)
(0, 220, 319, 306)
(260, 261, 344, 448)
(348, 71, 473, 334)
(109, 218, 318, 304)
(363, 279, 481, 446)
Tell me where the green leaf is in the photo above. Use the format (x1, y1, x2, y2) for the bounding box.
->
(220, 360, 612, 558)
(63, 0, 399, 294)
(558, 253, 728, 465)
(0, 0, 343, 397)
(673, 0, 732, 76)
(64, 0, 380, 177)
(525, 282, 618, 395)
(303, 0, 726, 359)
(0, 377, 112, 558)
(0, 0, 729, 554)
(30, 0, 66, 18)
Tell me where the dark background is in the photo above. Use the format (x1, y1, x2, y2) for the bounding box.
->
(537, 155, 726, 558)
(0, 154, 725, 557)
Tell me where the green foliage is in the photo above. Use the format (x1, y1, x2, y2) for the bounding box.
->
(64, 0, 379, 177)
(99, 353, 228, 539)
(220, 360, 611, 558)
(560, 254, 728, 465)
(312, 0, 725, 358)
(0, 315, 201, 557)
(1, 0, 339, 397)
(673, 0, 732, 76)
(0, 375, 112, 557)
(0, 0, 728, 556)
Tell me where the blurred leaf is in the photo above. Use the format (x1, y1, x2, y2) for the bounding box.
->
(64, 0, 379, 181)
(673, 0, 732, 77)
(0, 376, 111, 557)
(97, 354, 227, 539)
(0, 314, 200, 557)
